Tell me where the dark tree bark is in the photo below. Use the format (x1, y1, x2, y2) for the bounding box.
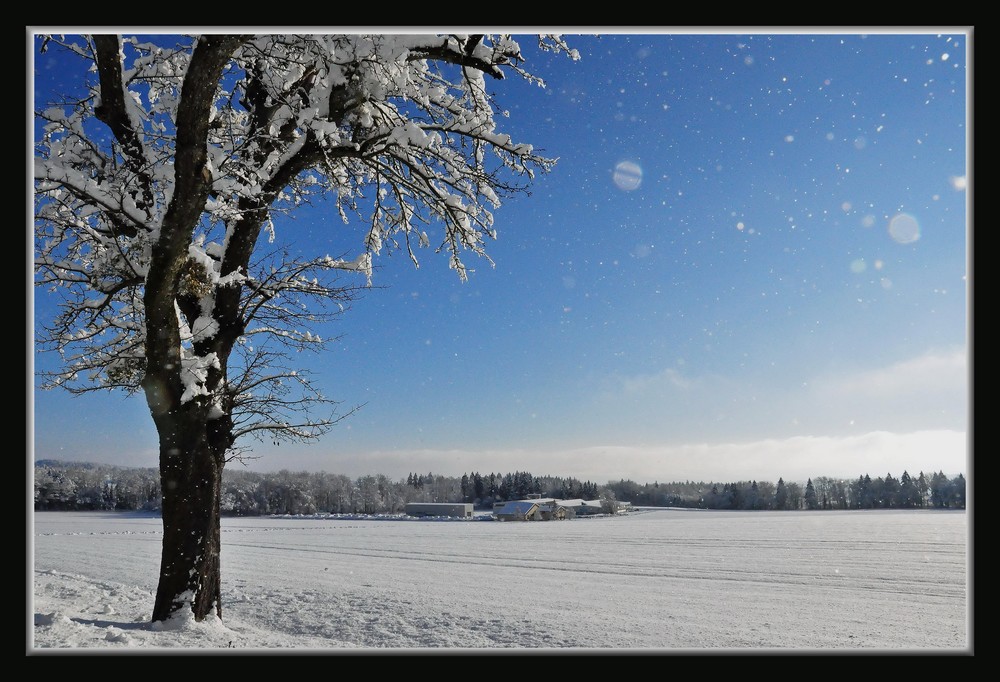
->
(138, 34, 250, 623)
(150, 407, 227, 621)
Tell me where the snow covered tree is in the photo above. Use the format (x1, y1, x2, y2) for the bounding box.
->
(34, 33, 577, 622)
(784, 480, 803, 510)
(599, 489, 620, 515)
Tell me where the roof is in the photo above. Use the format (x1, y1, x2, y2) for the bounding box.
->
(494, 501, 539, 516)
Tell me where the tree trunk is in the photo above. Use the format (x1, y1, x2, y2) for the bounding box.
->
(150, 405, 226, 623)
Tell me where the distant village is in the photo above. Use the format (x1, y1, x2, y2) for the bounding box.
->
(405, 495, 631, 521)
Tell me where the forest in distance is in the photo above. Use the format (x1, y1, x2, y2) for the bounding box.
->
(34, 460, 966, 516)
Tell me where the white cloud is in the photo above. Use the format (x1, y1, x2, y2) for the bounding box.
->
(815, 347, 967, 400)
(596, 347, 969, 441)
(287, 430, 967, 485)
(795, 347, 969, 434)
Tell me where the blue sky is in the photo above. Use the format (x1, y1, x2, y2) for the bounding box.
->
(31, 30, 970, 484)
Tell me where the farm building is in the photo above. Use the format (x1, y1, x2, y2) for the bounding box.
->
(494, 498, 631, 520)
(538, 502, 569, 521)
(558, 499, 605, 516)
(491, 497, 629, 521)
(494, 499, 570, 521)
(404, 502, 474, 518)
(494, 500, 541, 521)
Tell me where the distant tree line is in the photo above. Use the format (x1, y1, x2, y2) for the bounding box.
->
(603, 471, 966, 510)
(34, 461, 161, 512)
(454, 471, 602, 505)
(34, 460, 965, 515)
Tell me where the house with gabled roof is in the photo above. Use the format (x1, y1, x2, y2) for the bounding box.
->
(493, 500, 542, 521)
(493, 498, 572, 521)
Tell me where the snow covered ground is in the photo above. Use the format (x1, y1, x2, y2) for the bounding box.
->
(30, 508, 969, 653)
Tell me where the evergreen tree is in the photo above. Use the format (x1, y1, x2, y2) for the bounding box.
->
(729, 483, 743, 510)
(930, 471, 950, 508)
(916, 471, 929, 508)
(775, 478, 788, 510)
(499, 473, 514, 500)
(898, 471, 917, 508)
(861, 474, 875, 509)
(882, 473, 900, 508)
(951, 473, 966, 509)
(473, 472, 485, 501)
(804, 478, 818, 510)
(870, 476, 886, 508)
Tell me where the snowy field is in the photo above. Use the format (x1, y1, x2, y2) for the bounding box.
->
(30, 508, 969, 653)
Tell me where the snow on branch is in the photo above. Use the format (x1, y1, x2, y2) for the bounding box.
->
(34, 32, 573, 452)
